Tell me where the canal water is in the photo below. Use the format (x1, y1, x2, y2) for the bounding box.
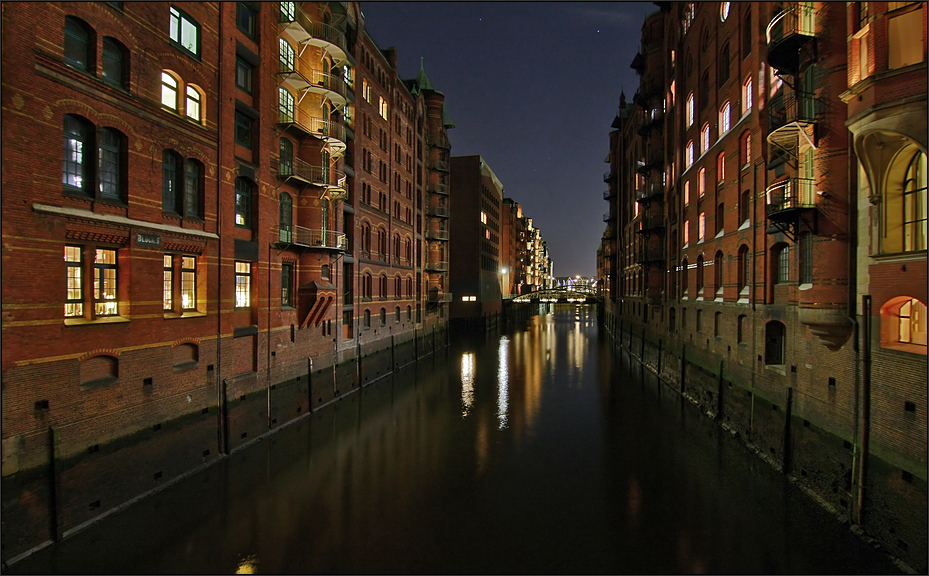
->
(7, 305, 901, 574)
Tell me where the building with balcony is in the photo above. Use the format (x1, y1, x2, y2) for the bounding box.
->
(0, 2, 454, 563)
(601, 3, 927, 570)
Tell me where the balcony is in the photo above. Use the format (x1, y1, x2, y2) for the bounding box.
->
(603, 171, 614, 183)
(637, 109, 664, 137)
(635, 182, 664, 204)
(603, 189, 614, 200)
(635, 215, 666, 235)
(634, 246, 666, 265)
(273, 225, 347, 251)
(430, 134, 451, 149)
(635, 150, 663, 176)
(279, 158, 348, 199)
(432, 158, 450, 172)
(766, 91, 821, 155)
(277, 113, 347, 157)
(765, 178, 817, 238)
(279, 2, 353, 66)
(278, 63, 349, 110)
(766, 4, 815, 74)
(428, 205, 449, 218)
(603, 213, 612, 222)
(426, 229, 449, 241)
(426, 260, 449, 272)
(429, 183, 449, 196)
(428, 291, 453, 303)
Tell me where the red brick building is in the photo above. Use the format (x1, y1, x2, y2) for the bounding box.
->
(601, 2, 926, 570)
(1, 1, 452, 563)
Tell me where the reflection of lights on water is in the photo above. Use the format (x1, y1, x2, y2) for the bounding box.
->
(460, 352, 475, 417)
(235, 554, 259, 574)
(497, 337, 509, 430)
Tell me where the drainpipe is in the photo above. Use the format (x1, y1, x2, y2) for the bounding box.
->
(216, 6, 227, 456)
(858, 294, 871, 526)
(750, 156, 762, 437)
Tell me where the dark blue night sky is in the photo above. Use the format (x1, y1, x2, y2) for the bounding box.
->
(360, 2, 652, 277)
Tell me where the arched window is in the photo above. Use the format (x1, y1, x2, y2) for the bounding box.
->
(279, 38, 295, 71)
(696, 255, 705, 293)
(98, 128, 124, 201)
(161, 71, 179, 110)
(407, 277, 413, 298)
(765, 321, 786, 365)
(162, 150, 182, 213)
(719, 101, 731, 134)
(185, 84, 203, 122)
(881, 297, 927, 352)
(681, 258, 689, 297)
(714, 250, 724, 296)
(234, 177, 252, 228)
(742, 75, 753, 113)
(700, 70, 709, 110)
(379, 307, 386, 326)
(379, 274, 387, 299)
(684, 181, 691, 205)
(395, 306, 401, 323)
(278, 87, 295, 123)
(102, 37, 127, 88)
(173, 343, 199, 370)
(774, 244, 789, 284)
(717, 152, 726, 183)
(698, 167, 706, 196)
(394, 275, 401, 300)
(701, 123, 710, 154)
(80, 354, 118, 388)
(279, 192, 293, 243)
(737, 244, 749, 293)
(902, 150, 927, 252)
(686, 93, 695, 127)
(686, 141, 695, 167)
(363, 309, 371, 328)
(718, 43, 730, 85)
(63, 114, 92, 194)
(64, 16, 92, 71)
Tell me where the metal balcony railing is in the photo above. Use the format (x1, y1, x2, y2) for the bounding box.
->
(603, 171, 614, 182)
(273, 225, 347, 250)
(276, 113, 347, 151)
(426, 260, 449, 272)
(428, 291, 452, 303)
(634, 246, 666, 265)
(765, 177, 816, 218)
(279, 2, 351, 65)
(767, 91, 822, 134)
(636, 182, 664, 203)
(603, 189, 614, 200)
(278, 64, 349, 107)
(430, 183, 449, 196)
(636, 215, 666, 234)
(428, 205, 449, 218)
(426, 229, 449, 241)
(766, 4, 815, 73)
(279, 157, 347, 198)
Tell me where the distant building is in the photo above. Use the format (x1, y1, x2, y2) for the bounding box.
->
(449, 155, 505, 326)
(601, 2, 927, 570)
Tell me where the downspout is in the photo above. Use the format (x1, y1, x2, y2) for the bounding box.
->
(750, 155, 762, 437)
(216, 5, 227, 456)
(858, 294, 871, 526)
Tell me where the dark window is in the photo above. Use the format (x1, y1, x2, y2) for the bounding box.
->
(101, 38, 127, 88)
(716, 202, 725, 234)
(162, 150, 182, 213)
(776, 245, 789, 284)
(235, 111, 253, 149)
(235, 58, 253, 92)
(169, 6, 200, 57)
(379, 307, 386, 326)
(700, 70, 709, 110)
(718, 43, 730, 85)
(64, 17, 92, 71)
(738, 315, 747, 343)
(742, 11, 752, 57)
(799, 233, 813, 284)
(738, 245, 749, 291)
(235, 177, 252, 228)
(714, 311, 722, 337)
(281, 262, 293, 307)
(63, 114, 92, 195)
(696, 256, 705, 292)
(98, 128, 122, 201)
(237, 3, 257, 38)
(185, 159, 201, 218)
(279, 138, 293, 176)
(681, 259, 689, 297)
(714, 251, 724, 295)
(740, 190, 751, 223)
(279, 192, 293, 242)
(765, 321, 786, 365)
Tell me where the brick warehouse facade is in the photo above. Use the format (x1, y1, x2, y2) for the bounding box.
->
(0, 1, 453, 563)
(598, 2, 926, 570)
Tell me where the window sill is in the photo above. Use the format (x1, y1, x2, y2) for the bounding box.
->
(65, 316, 130, 326)
(715, 230, 724, 239)
(799, 283, 813, 291)
(765, 365, 787, 376)
(281, 306, 296, 311)
(173, 360, 199, 373)
(80, 376, 119, 391)
(164, 311, 206, 319)
(738, 220, 750, 231)
(880, 343, 927, 356)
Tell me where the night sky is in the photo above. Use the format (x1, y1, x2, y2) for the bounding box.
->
(359, 2, 652, 278)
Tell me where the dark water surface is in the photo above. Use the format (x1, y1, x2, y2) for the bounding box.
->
(7, 306, 901, 574)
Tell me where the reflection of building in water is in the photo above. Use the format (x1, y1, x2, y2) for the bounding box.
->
(497, 337, 509, 430)
(460, 352, 475, 417)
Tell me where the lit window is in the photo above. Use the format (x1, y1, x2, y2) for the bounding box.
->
(720, 1, 730, 21)
(669, 80, 676, 105)
(719, 101, 731, 134)
(363, 78, 371, 102)
(185, 85, 201, 121)
(65, 246, 84, 317)
(481, 211, 488, 224)
(235, 262, 251, 308)
(683, 221, 690, 246)
(94, 248, 118, 316)
(743, 76, 753, 113)
(163, 254, 173, 311)
(279, 38, 295, 72)
(902, 150, 928, 252)
(684, 181, 690, 205)
(701, 124, 710, 154)
(686, 141, 695, 168)
(169, 6, 199, 57)
(888, 8, 925, 69)
(698, 212, 705, 241)
(686, 93, 695, 127)
(161, 72, 178, 110)
(378, 96, 388, 121)
(181, 256, 196, 310)
(717, 152, 726, 183)
(698, 167, 706, 196)
(278, 87, 294, 123)
(63, 114, 90, 193)
(282, 262, 293, 308)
